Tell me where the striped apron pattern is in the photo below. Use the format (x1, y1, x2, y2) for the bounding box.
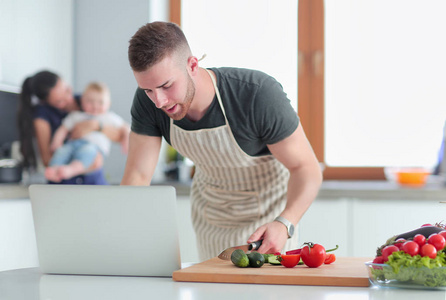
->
(170, 69, 299, 261)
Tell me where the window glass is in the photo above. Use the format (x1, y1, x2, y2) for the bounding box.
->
(182, 0, 298, 111)
(325, 0, 446, 168)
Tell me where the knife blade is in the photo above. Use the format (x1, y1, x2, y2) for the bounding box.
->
(217, 240, 263, 260)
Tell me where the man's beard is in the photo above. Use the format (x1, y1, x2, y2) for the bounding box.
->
(167, 74, 195, 121)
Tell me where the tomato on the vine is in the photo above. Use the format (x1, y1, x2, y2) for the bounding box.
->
(373, 256, 385, 264)
(279, 254, 300, 268)
(402, 241, 419, 256)
(381, 245, 399, 261)
(394, 238, 406, 250)
(413, 234, 426, 248)
(438, 231, 446, 240)
(428, 234, 446, 251)
(301, 243, 326, 268)
(420, 244, 437, 259)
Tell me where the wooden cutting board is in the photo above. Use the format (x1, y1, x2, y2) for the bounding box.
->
(173, 256, 371, 287)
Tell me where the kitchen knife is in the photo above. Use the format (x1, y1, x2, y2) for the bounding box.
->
(218, 240, 263, 260)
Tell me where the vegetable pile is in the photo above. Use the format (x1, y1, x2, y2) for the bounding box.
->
(370, 224, 446, 287)
(230, 243, 338, 269)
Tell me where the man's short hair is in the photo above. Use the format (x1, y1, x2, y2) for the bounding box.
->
(128, 22, 191, 72)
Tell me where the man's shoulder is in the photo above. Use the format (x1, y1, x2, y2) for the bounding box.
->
(212, 67, 271, 82)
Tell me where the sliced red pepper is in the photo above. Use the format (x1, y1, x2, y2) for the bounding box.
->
(324, 253, 336, 264)
(285, 248, 302, 255)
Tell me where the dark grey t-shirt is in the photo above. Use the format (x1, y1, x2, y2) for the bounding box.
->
(131, 67, 299, 156)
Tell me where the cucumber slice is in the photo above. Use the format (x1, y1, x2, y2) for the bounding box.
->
(268, 255, 282, 265)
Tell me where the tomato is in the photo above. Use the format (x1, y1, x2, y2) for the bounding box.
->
(413, 234, 426, 248)
(394, 238, 406, 250)
(428, 234, 446, 251)
(372, 256, 385, 264)
(279, 254, 300, 268)
(420, 244, 437, 259)
(438, 231, 446, 240)
(381, 245, 399, 261)
(301, 243, 326, 268)
(402, 241, 419, 256)
(324, 253, 336, 264)
(421, 223, 433, 227)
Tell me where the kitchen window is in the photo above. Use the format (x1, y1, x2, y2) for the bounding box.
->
(170, 0, 446, 180)
(177, 0, 298, 112)
(299, 0, 446, 179)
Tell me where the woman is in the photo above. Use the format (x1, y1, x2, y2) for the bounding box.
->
(18, 70, 121, 184)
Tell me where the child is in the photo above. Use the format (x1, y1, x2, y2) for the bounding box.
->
(45, 82, 129, 182)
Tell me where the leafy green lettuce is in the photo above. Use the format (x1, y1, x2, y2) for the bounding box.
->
(371, 251, 446, 287)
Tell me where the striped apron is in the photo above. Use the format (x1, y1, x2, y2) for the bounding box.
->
(170, 69, 299, 261)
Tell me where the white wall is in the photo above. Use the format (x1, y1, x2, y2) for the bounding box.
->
(0, 0, 73, 86)
(74, 0, 168, 184)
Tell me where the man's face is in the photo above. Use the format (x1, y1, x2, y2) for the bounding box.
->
(133, 55, 195, 121)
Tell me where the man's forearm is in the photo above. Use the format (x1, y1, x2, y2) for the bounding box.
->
(280, 165, 322, 225)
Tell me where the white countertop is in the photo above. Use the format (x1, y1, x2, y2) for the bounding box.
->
(1, 267, 445, 300)
(3, 180, 446, 200)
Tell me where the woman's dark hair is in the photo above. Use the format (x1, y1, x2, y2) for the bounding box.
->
(17, 70, 59, 170)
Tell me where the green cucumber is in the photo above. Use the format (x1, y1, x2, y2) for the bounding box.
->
(248, 252, 265, 268)
(231, 249, 249, 268)
(268, 255, 282, 265)
(262, 253, 274, 261)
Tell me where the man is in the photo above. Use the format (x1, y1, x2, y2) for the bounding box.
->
(121, 21, 322, 261)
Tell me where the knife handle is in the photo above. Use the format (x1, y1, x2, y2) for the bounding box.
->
(248, 240, 263, 251)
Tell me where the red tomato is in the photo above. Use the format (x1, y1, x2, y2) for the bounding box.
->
(421, 224, 433, 227)
(372, 256, 385, 264)
(324, 253, 336, 264)
(279, 254, 300, 268)
(438, 231, 446, 240)
(394, 238, 406, 250)
(420, 244, 437, 259)
(413, 234, 426, 248)
(301, 243, 326, 268)
(428, 234, 446, 251)
(402, 241, 419, 256)
(381, 245, 399, 261)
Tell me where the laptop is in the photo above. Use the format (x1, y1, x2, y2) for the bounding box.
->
(29, 184, 181, 277)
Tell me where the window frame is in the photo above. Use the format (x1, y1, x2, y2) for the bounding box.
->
(171, 0, 384, 180)
(297, 0, 385, 180)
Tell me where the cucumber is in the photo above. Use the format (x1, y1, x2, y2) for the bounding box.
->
(231, 249, 249, 268)
(262, 253, 274, 261)
(248, 252, 265, 268)
(268, 255, 282, 265)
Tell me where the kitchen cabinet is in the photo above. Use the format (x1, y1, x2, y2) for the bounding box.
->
(176, 196, 199, 263)
(2, 181, 446, 270)
(298, 181, 446, 258)
(0, 190, 198, 271)
(0, 197, 38, 271)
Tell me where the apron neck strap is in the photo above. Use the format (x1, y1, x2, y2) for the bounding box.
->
(204, 69, 228, 121)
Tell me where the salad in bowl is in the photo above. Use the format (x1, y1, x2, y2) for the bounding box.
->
(367, 223, 446, 289)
